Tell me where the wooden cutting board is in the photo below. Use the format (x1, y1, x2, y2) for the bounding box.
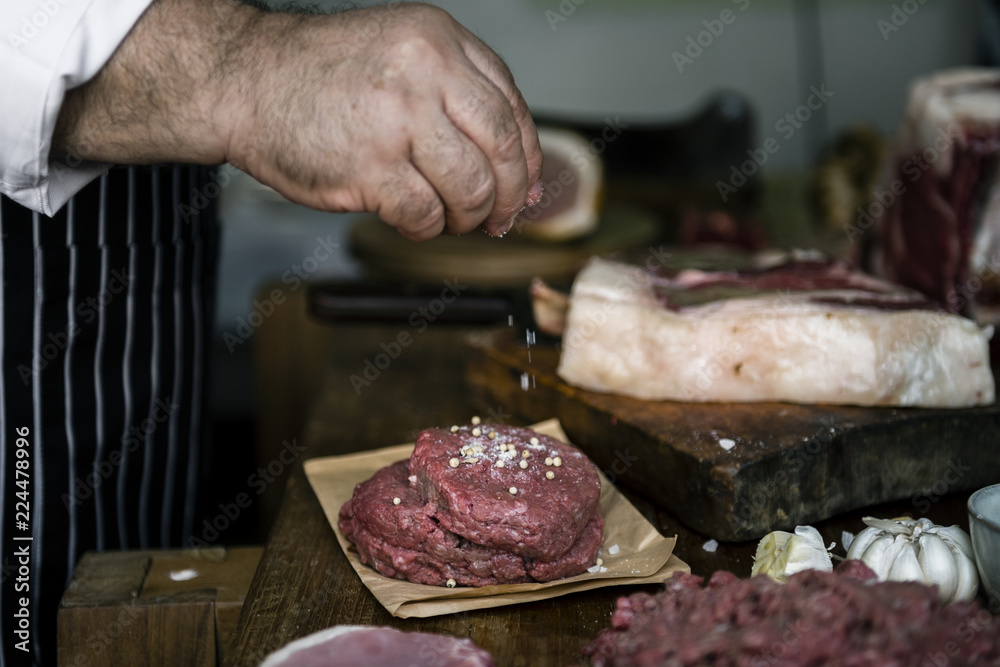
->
(349, 205, 659, 288)
(464, 329, 1000, 541)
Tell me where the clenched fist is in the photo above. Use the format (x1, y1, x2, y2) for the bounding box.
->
(54, 0, 543, 239)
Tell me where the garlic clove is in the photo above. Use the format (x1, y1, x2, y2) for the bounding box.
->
(887, 541, 924, 584)
(842, 530, 856, 552)
(751, 526, 831, 582)
(751, 530, 792, 581)
(845, 526, 882, 561)
(917, 534, 958, 602)
(951, 542, 980, 603)
(933, 525, 975, 561)
(930, 524, 979, 602)
(783, 526, 833, 577)
(862, 516, 914, 535)
(858, 534, 897, 577)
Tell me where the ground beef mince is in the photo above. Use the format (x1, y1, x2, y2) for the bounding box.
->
(409, 424, 602, 561)
(260, 625, 495, 667)
(339, 460, 603, 586)
(582, 563, 1000, 667)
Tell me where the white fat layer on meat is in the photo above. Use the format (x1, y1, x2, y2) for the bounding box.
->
(261, 626, 484, 666)
(903, 69, 1000, 177)
(557, 258, 995, 408)
(260, 626, 368, 666)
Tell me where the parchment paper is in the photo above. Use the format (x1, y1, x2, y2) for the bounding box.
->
(303, 418, 689, 618)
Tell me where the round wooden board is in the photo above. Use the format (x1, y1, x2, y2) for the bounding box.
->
(349, 205, 661, 287)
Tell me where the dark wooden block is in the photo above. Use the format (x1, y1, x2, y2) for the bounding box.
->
(58, 546, 262, 667)
(465, 330, 1000, 541)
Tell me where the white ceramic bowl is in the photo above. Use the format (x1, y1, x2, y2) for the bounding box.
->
(968, 483, 1000, 608)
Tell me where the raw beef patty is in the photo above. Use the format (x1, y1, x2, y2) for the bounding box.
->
(339, 460, 603, 586)
(409, 424, 602, 560)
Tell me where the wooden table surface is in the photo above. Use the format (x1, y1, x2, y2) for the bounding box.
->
(226, 325, 980, 667)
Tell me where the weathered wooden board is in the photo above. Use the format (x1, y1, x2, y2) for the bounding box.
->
(58, 547, 262, 667)
(464, 330, 1000, 541)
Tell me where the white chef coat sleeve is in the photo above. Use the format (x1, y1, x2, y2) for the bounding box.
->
(0, 0, 155, 215)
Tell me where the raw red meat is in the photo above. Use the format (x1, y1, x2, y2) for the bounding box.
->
(260, 626, 494, 667)
(869, 69, 1000, 335)
(582, 564, 1000, 666)
(547, 256, 994, 407)
(338, 460, 603, 586)
(410, 424, 602, 561)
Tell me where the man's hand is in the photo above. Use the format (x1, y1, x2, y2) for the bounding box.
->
(54, 0, 543, 240)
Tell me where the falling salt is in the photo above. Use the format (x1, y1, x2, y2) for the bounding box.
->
(702, 539, 719, 553)
(525, 329, 536, 346)
(520, 373, 530, 391)
(608, 544, 620, 556)
(508, 315, 514, 326)
(718, 438, 736, 451)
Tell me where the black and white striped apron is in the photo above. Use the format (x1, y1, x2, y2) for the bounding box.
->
(0, 165, 219, 666)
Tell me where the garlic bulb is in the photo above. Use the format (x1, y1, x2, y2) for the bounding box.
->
(752, 525, 833, 582)
(845, 516, 979, 604)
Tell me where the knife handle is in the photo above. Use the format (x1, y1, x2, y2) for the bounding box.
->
(307, 281, 527, 327)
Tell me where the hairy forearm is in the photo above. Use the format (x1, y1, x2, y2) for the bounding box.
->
(52, 0, 265, 166)
(50, 0, 543, 238)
